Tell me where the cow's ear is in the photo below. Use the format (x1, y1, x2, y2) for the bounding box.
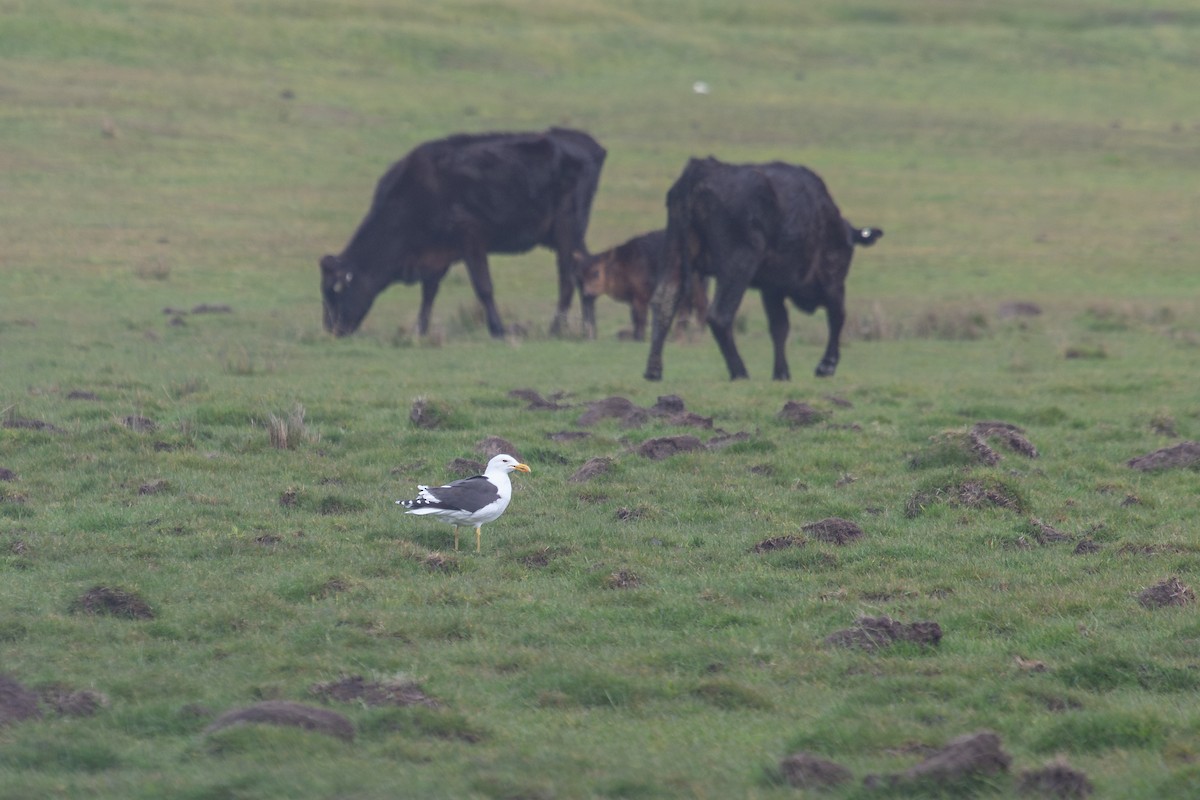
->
(320, 255, 340, 274)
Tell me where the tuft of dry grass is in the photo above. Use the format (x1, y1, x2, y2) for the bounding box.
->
(267, 404, 319, 450)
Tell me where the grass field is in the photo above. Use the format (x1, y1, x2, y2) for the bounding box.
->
(3, 1, 1200, 797)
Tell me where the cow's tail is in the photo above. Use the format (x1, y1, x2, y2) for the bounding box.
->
(850, 225, 883, 247)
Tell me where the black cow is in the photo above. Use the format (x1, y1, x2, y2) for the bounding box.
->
(320, 127, 606, 338)
(644, 157, 882, 381)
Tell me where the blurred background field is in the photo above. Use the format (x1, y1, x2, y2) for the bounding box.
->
(2, 2, 1199, 798)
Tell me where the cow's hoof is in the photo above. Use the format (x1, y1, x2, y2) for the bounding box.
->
(814, 362, 837, 377)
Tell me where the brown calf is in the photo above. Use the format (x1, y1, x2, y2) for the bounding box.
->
(581, 229, 708, 341)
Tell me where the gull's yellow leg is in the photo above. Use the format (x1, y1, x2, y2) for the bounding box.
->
(475, 526, 482, 553)
(453, 526, 460, 551)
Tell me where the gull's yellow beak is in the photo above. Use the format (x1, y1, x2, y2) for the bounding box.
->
(514, 462, 532, 473)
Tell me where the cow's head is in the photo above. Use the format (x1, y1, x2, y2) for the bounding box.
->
(320, 254, 373, 336)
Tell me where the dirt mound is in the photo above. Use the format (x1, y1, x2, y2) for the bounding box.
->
(803, 518, 864, 545)
(547, 431, 591, 443)
(778, 401, 826, 426)
(3, 417, 65, 433)
(138, 478, 169, 495)
(311, 675, 440, 708)
(1017, 760, 1093, 798)
(508, 388, 569, 410)
(825, 615, 942, 652)
(1073, 540, 1102, 555)
(448, 457, 485, 476)
(615, 506, 650, 521)
(906, 478, 1024, 517)
(707, 431, 752, 450)
(520, 547, 569, 568)
(38, 684, 109, 717)
(779, 752, 853, 789)
(0, 674, 42, 726)
(205, 700, 355, 741)
(997, 301, 1042, 319)
(1127, 441, 1200, 471)
(973, 421, 1039, 458)
(604, 570, 641, 589)
(1027, 519, 1073, 544)
(1137, 576, 1195, 609)
(753, 535, 804, 552)
(476, 436, 520, 460)
(637, 435, 704, 460)
(67, 390, 99, 400)
(578, 396, 645, 427)
(0, 468, 15, 481)
(121, 415, 157, 432)
(569, 457, 613, 483)
(865, 731, 1010, 791)
(70, 586, 155, 620)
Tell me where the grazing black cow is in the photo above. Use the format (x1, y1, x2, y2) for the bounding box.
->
(644, 157, 882, 381)
(580, 229, 708, 341)
(320, 127, 606, 338)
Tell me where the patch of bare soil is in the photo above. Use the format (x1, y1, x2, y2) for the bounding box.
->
(615, 506, 650, 521)
(191, 303, 233, 314)
(825, 615, 942, 652)
(255, 533, 282, 546)
(906, 478, 1024, 517)
(779, 752, 853, 789)
(278, 488, 298, 508)
(864, 731, 1011, 792)
(38, 684, 109, 717)
(1073, 540, 1102, 555)
(0, 674, 42, 726)
(1127, 441, 1200, 471)
(476, 436, 520, 460)
(604, 570, 641, 589)
(1017, 760, 1093, 798)
(0, 468, 15, 481)
(803, 517, 864, 545)
(753, 535, 804, 553)
(973, 421, 1039, 459)
(649, 395, 712, 428)
(310, 675, 440, 708)
(1137, 576, 1195, 609)
(448, 457, 485, 476)
(824, 394, 854, 408)
(508, 388, 570, 410)
(67, 390, 99, 400)
(547, 430, 591, 443)
(205, 700, 355, 741)
(637, 435, 704, 460)
(569, 456, 612, 483)
(121, 415, 157, 433)
(70, 586, 155, 620)
(138, 478, 169, 495)
(2, 417, 65, 433)
(778, 401, 826, 426)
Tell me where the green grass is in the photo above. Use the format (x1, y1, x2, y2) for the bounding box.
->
(3, 1, 1200, 798)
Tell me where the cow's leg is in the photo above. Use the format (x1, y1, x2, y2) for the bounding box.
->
(631, 299, 647, 341)
(761, 290, 791, 381)
(462, 248, 506, 338)
(551, 248, 589, 338)
(707, 271, 753, 381)
(644, 276, 684, 381)
(416, 276, 441, 336)
(815, 288, 845, 377)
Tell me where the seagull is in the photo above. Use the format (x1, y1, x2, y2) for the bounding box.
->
(396, 454, 531, 552)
